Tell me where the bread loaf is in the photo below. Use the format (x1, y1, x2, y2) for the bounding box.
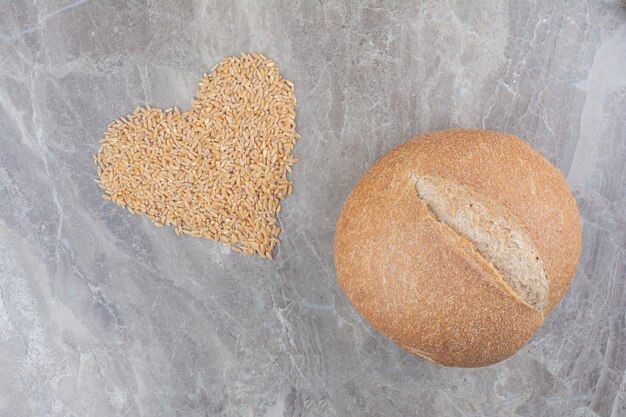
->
(334, 129, 582, 367)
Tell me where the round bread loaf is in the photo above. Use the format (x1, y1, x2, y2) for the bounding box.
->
(334, 129, 582, 367)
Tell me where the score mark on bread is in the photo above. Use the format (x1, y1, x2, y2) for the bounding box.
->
(414, 175, 548, 312)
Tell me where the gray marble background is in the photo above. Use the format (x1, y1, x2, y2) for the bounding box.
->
(0, 1, 625, 416)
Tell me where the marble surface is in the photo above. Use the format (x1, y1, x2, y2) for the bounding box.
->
(0, 1, 625, 416)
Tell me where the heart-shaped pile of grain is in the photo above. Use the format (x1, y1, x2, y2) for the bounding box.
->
(96, 52, 298, 258)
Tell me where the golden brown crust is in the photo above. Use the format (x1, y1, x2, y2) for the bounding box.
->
(334, 129, 582, 367)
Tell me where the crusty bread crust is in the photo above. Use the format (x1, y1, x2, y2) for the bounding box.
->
(334, 129, 582, 367)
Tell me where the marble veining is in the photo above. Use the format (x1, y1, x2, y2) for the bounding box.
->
(0, 1, 624, 416)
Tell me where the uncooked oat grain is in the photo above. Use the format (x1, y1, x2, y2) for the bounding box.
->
(95, 52, 298, 259)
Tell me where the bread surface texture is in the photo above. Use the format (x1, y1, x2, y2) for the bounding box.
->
(334, 129, 582, 367)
